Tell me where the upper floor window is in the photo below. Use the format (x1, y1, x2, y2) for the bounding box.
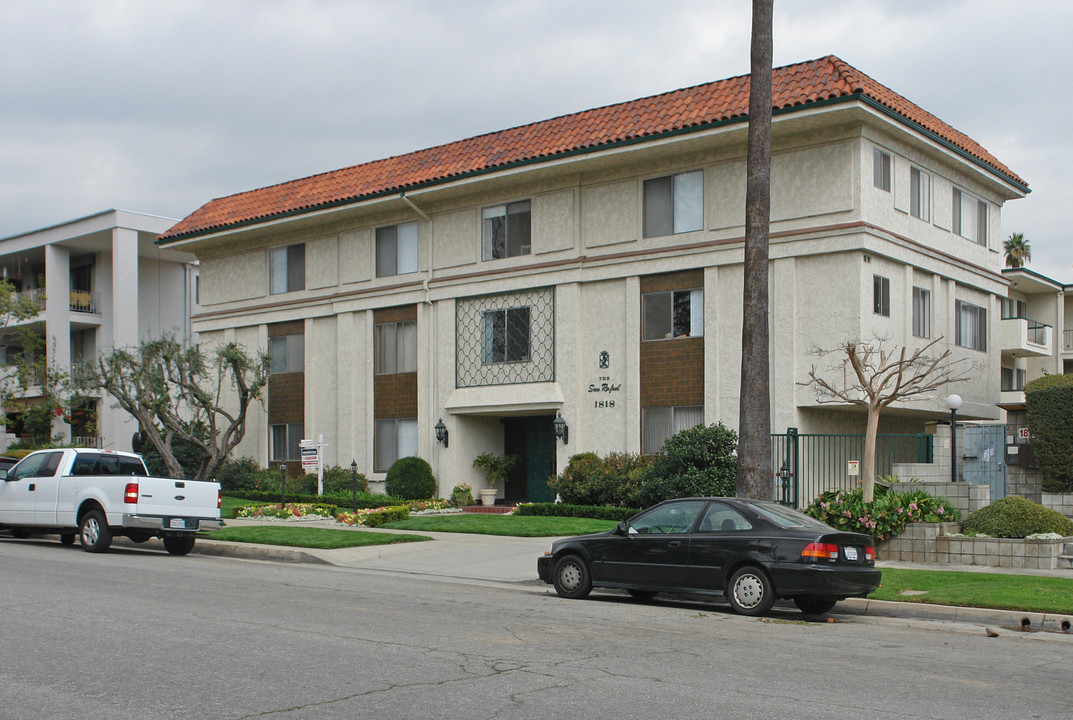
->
(482, 307, 530, 364)
(953, 189, 988, 246)
(482, 201, 531, 260)
(1000, 298, 1028, 319)
(642, 405, 703, 455)
(270, 423, 303, 462)
(376, 222, 419, 277)
(643, 170, 703, 238)
(375, 320, 417, 374)
(1001, 366, 1027, 392)
(643, 288, 703, 340)
(873, 148, 891, 191)
(270, 244, 305, 294)
(910, 167, 930, 221)
(955, 300, 987, 351)
(268, 334, 304, 374)
(873, 275, 890, 317)
(912, 286, 931, 338)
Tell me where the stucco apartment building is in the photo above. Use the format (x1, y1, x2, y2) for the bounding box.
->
(158, 56, 1027, 502)
(0, 210, 198, 451)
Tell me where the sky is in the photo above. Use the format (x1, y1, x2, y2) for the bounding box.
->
(2, 0, 1070, 279)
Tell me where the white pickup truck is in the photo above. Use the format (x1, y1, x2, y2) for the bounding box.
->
(0, 448, 222, 555)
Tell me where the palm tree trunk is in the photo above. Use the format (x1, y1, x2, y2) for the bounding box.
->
(736, 0, 774, 500)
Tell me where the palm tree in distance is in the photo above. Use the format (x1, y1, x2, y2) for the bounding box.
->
(1004, 232, 1031, 268)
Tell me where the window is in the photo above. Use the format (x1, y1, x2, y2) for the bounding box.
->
(482, 307, 530, 364)
(270, 244, 305, 294)
(953, 189, 988, 246)
(482, 201, 531, 260)
(376, 222, 419, 277)
(374, 418, 417, 472)
(1001, 366, 1027, 392)
(912, 286, 931, 338)
(910, 167, 930, 221)
(643, 170, 703, 238)
(1000, 298, 1028, 319)
(642, 405, 703, 455)
(873, 275, 890, 317)
(375, 321, 417, 374)
(955, 300, 987, 351)
(271, 423, 303, 461)
(697, 502, 754, 532)
(873, 148, 891, 191)
(643, 288, 703, 340)
(628, 500, 706, 534)
(268, 334, 304, 374)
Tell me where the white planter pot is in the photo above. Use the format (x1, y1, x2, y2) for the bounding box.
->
(479, 488, 498, 506)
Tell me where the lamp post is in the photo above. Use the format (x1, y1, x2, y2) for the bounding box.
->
(350, 459, 359, 515)
(945, 394, 962, 484)
(279, 461, 287, 507)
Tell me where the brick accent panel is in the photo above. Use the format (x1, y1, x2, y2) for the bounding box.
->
(374, 305, 417, 324)
(640, 336, 703, 407)
(640, 269, 703, 294)
(268, 373, 304, 423)
(374, 372, 418, 419)
(268, 320, 304, 337)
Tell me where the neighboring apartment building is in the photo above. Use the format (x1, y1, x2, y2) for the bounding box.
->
(997, 267, 1070, 412)
(0, 210, 198, 451)
(157, 56, 1027, 502)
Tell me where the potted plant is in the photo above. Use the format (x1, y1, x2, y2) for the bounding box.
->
(472, 452, 519, 506)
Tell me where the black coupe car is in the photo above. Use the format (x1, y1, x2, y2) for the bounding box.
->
(537, 497, 881, 616)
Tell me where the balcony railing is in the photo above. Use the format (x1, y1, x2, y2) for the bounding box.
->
(1065, 329, 1073, 353)
(69, 436, 103, 449)
(16, 288, 46, 311)
(69, 290, 98, 314)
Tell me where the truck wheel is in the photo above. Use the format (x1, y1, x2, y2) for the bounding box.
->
(79, 510, 112, 553)
(163, 535, 196, 556)
(60, 533, 76, 546)
(127, 531, 152, 544)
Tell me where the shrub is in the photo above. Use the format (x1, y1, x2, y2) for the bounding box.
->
(449, 483, 474, 507)
(804, 487, 959, 541)
(514, 502, 640, 522)
(214, 457, 263, 492)
(1026, 374, 1073, 492)
(384, 457, 436, 500)
(548, 452, 650, 507)
(962, 496, 1073, 538)
(638, 422, 737, 506)
(228, 489, 407, 509)
(336, 505, 411, 527)
(320, 465, 369, 495)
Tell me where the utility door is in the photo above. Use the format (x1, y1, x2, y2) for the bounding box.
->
(963, 424, 1006, 500)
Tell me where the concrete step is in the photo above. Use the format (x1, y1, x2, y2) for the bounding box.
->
(1057, 555, 1073, 570)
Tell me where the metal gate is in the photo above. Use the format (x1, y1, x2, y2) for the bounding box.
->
(772, 428, 934, 508)
(962, 424, 1006, 500)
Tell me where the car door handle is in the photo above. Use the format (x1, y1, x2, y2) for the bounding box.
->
(668, 540, 682, 548)
(28, 483, 35, 491)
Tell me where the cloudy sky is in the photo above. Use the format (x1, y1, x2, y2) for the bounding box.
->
(2, 0, 1069, 278)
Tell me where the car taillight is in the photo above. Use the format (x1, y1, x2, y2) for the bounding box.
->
(124, 483, 139, 504)
(802, 542, 839, 560)
(217, 489, 222, 510)
(865, 546, 875, 561)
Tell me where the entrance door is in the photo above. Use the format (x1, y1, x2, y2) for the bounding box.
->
(503, 416, 557, 503)
(963, 424, 1006, 500)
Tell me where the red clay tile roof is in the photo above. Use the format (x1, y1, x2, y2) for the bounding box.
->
(159, 55, 1026, 242)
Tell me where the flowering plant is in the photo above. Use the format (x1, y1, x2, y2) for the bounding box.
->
(235, 503, 335, 520)
(449, 483, 474, 507)
(804, 487, 959, 541)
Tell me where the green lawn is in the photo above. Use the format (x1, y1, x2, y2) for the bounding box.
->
(383, 514, 618, 537)
(870, 568, 1073, 615)
(206, 525, 431, 549)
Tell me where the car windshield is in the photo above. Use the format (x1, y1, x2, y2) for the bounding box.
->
(749, 501, 832, 530)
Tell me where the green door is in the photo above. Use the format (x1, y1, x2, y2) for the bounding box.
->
(503, 416, 557, 503)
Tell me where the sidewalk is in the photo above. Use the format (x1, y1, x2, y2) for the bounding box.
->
(192, 517, 1073, 633)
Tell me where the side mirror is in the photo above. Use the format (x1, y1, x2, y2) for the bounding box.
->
(615, 521, 628, 536)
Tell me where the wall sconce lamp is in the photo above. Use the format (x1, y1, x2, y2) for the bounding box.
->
(553, 412, 569, 445)
(434, 418, 449, 448)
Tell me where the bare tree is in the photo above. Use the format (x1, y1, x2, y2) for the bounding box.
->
(75, 336, 270, 480)
(737, 0, 774, 499)
(799, 337, 971, 501)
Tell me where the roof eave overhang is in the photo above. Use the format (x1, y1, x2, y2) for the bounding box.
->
(157, 92, 1028, 247)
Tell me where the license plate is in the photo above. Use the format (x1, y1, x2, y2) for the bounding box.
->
(844, 546, 859, 561)
(168, 518, 187, 529)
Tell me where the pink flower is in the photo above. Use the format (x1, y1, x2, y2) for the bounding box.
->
(909, 502, 918, 511)
(937, 506, 945, 515)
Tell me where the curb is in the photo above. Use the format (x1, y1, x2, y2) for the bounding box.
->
(193, 538, 330, 565)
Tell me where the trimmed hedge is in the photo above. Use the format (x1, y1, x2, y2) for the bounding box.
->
(385, 457, 436, 500)
(227, 489, 407, 509)
(962, 496, 1073, 538)
(1026, 374, 1073, 492)
(515, 503, 641, 522)
(361, 505, 412, 528)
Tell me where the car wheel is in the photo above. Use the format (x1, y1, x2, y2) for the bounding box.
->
(79, 510, 112, 553)
(60, 533, 76, 546)
(163, 535, 196, 556)
(10, 528, 31, 539)
(627, 589, 658, 601)
(794, 597, 838, 615)
(127, 531, 152, 544)
(727, 566, 775, 616)
(552, 554, 592, 599)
